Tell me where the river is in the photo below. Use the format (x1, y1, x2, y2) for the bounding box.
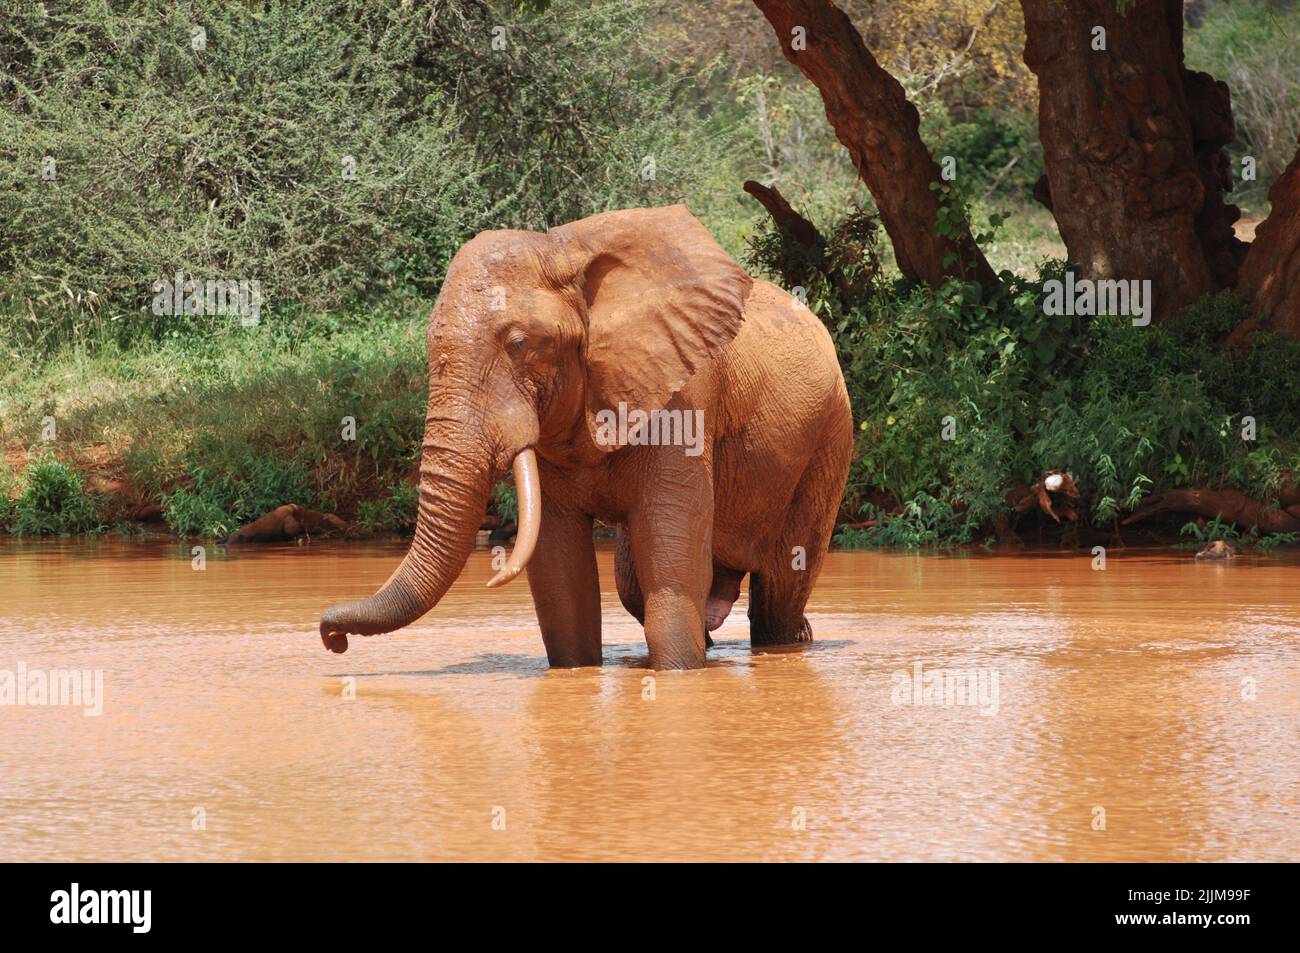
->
(1, 539, 1295, 861)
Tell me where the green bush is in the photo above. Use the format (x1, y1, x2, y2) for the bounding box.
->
(0, 0, 738, 356)
(356, 480, 419, 535)
(921, 106, 1044, 200)
(0, 464, 18, 528)
(9, 459, 103, 536)
(819, 274, 1300, 548)
(491, 481, 519, 524)
(0, 0, 487, 353)
(161, 447, 315, 538)
(744, 206, 884, 322)
(161, 487, 234, 540)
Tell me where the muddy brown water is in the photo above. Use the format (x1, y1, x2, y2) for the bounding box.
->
(0, 539, 1296, 861)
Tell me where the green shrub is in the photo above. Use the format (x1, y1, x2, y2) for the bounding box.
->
(491, 481, 519, 524)
(356, 481, 419, 534)
(744, 206, 884, 322)
(0, 464, 18, 528)
(0, 0, 736, 356)
(921, 106, 1044, 200)
(161, 447, 315, 538)
(1186, 0, 1300, 203)
(827, 274, 1300, 548)
(9, 459, 103, 536)
(161, 487, 234, 540)
(0, 1, 487, 354)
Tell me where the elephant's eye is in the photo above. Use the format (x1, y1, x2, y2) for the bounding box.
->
(506, 331, 528, 356)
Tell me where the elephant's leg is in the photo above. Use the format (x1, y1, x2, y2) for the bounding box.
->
(613, 524, 645, 625)
(618, 525, 718, 648)
(748, 443, 844, 647)
(627, 461, 713, 670)
(525, 499, 602, 667)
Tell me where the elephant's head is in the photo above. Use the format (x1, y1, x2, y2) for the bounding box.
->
(320, 205, 752, 652)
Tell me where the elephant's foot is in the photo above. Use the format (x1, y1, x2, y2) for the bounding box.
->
(746, 573, 815, 646)
(750, 614, 813, 647)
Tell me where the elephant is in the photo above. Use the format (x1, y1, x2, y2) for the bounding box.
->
(224, 504, 347, 544)
(320, 204, 853, 669)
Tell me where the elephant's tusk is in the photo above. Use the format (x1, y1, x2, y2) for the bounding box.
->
(486, 448, 541, 589)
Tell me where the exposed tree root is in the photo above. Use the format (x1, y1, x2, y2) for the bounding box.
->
(1122, 488, 1300, 534)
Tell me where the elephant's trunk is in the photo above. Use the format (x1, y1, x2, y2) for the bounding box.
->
(319, 417, 539, 653)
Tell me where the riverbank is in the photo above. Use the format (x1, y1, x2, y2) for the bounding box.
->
(1, 301, 434, 538)
(4, 260, 1300, 552)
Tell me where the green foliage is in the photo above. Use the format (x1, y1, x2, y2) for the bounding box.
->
(161, 487, 234, 540)
(929, 175, 1011, 273)
(1, 0, 1294, 555)
(425, 0, 736, 232)
(0, 0, 485, 353)
(492, 481, 519, 524)
(162, 447, 313, 538)
(743, 206, 883, 321)
(1179, 517, 1240, 545)
(356, 481, 419, 535)
(0, 464, 19, 528)
(1, 305, 430, 533)
(0, 0, 730, 357)
(9, 458, 103, 536)
(831, 274, 1300, 548)
(1179, 518, 1298, 553)
(1186, 0, 1300, 202)
(922, 107, 1043, 200)
(837, 490, 966, 548)
(1253, 532, 1300, 552)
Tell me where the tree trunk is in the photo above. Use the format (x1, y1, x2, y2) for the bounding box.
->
(752, 0, 998, 291)
(1232, 139, 1300, 342)
(1019, 0, 1246, 321)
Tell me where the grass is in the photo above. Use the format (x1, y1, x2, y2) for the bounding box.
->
(0, 299, 430, 537)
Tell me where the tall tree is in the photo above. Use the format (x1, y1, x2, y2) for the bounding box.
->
(755, 0, 1300, 335)
(752, 0, 999, 291)
(1018, 0, 1246, 322)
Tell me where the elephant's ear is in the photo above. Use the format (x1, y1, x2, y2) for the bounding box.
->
(551, 205, 752, 449)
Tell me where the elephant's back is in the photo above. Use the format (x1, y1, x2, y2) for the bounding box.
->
(719, 279, 849, 427)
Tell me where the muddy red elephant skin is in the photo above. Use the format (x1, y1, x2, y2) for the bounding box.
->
(320, 205, 853, 669)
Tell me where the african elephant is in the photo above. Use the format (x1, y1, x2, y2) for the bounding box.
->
(224, 504, 346, 544)
(320, 205, 852, 669)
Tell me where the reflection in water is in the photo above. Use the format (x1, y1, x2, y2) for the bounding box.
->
(0, 539, 1295, 860)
